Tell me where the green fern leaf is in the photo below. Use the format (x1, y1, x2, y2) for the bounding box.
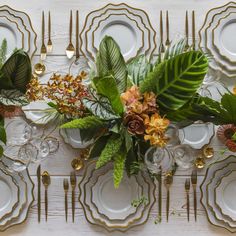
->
(96, 134, 123, 169)
(113, 150, 126, 188)
(60, 116, 105, 129)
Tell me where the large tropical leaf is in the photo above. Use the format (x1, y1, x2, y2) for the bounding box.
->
(82, 88, 120, 120)
(163, 39, 186, 61)
(0, 89, 29, 106)
(93, 75, 124, 115)
(141, 51, 208, 111)
(0, 49, 32, 93)
(96, 36, 127, 93)
(127, 55, 153, 86)
(0, 39, 7, 68)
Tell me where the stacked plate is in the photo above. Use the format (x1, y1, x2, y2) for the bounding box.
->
(80, 3, 157, 62)
(0, 156, 34, 232)
(201, 155, 236, 232)
(0, 5, 37, 58)
(199, 2, 236, 78)
(79, 160, 156, 232)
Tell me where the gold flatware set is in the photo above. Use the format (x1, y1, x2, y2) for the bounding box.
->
(185, 10, 196, 51)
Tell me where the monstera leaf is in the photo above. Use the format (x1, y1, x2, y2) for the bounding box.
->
(96, 36, 127, 93)
(0, 49, 32, 93)
(141, 50, 208, 112)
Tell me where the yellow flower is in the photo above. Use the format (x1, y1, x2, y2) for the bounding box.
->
(144, 132, 168, 147)
(144, 113, 170, 134)
(129, 101, 145, 114)
(121, 85, 141, 106)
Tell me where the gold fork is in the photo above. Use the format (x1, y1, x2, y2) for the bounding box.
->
(185, 178, 190, 222)
(164, 174, 173, 222)
(63, 179, 69, 222)
(47, 11, 53, 53)
(159, 11, 165, 54)
(165, 11, 171, 47)
(191, 169, 197, 221)
(70, 171, 76, 222)
(41, 11, 47, 60)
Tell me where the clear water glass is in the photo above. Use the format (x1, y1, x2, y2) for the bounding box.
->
(172, 144, 196, 169)
(44, 136, 59, 154)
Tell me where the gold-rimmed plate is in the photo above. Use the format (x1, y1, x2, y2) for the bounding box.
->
(0, 16, 23, 57)
(199, 2, 236, 77)
(0, 156, 34, 232)
(91, 13, 144, 62)
(80, 3, 156, 62)
(215, 170, 236, 223)
(200, 155, 236, 233)
(86, 161, 143, 222)
(0, 5, 37, 58)
(78, 160, 156, 232)
(0, 164, 19, 223)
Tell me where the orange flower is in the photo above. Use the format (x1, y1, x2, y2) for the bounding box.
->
(144, 132, 169, 147)
(129, 101, 145, 114)
(121, 85, 141, 106)
(144, 113, 170, 134)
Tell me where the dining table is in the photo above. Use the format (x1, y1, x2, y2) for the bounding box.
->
(1, 0, 235, 235)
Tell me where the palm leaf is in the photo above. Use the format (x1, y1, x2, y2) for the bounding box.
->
(127, 55, 153, 86)
(142, 51, 208, 111)
(96, 36, 127, 93)
(0, 49, 32, 93)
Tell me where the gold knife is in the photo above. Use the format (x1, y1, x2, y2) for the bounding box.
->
(37, 165, 41, 223)
(191, 169, 197, 221)
(185, 11, 189, 51)
(164, 174, 173, 222)
(159, 10, 165, 54)
(63, 179, 69, 222)
(192, 10, 196, 50)
(185, 179, 190, 222)
(70, 172, 76, 222)
(165, 11, 171, 46)
(75, 10, 79, 59)
(157, 169, 162, 222)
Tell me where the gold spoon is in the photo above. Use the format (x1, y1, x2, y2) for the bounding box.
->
(41, 11, 47, 61)
(34, 63, 46, 76)
(47, 11, 53, 53)
(66, 10, 75, 59)
(42, 171, 51, 222)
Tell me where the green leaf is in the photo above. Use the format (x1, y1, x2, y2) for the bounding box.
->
(0, 145, 3, 157)
(82, 88, 119, 120)
(127, 55, 153, 86)
(89, 135, 110, 159)
(163, 39, 186, 61)
(60, 116, 105, 129)
(0, 49, 32, 93)
(0, 39, 7, 68)
(142, 51, 208, 111)
(96, 36, 128, 93)
(232, 132, 236, 141)
(0, 89, 29, 106)
(96, 134, 123, 169)
(113, 150, 126, 188)
(93, 75, 124, 115)
(0, 125, 6, 144)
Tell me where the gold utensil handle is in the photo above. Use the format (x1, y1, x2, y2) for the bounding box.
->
(48, 11, 51, 40)
(192, 10, 195, 50)
(69, 10, 73, 44)
(186, 192, 190, 222)
(166, 188, 170, 222)
(158, 179, 162, 221)
(38, 185, 41, 222)
(194, 188, 197, 221)
(76, 10, 79, 59)
(42, 11, 45, 45)
(72, 189, 75, 222)
(65, 192, 68, 222)
(45, 188, 48, 222)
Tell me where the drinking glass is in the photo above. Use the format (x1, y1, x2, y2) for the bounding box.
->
(172, 144, 196, 169)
